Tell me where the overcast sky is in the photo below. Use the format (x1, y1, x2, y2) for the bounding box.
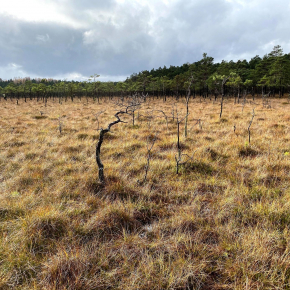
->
(1, 0, 290, 81)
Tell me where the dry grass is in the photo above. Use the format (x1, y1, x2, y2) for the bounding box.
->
(1, 96, 290, 289)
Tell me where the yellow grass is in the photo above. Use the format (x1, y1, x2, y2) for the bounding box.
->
(0, 96, 290, 289)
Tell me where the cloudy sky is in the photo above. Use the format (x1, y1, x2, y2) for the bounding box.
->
(1, 0, 290, 81)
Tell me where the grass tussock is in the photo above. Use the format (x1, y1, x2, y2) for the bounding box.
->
(238, 146, 260, 157)
(1, 97, 290, 289)
(33, 115, 48, 120)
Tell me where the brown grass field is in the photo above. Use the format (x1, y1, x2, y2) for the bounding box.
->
(1, 96, 290, 289)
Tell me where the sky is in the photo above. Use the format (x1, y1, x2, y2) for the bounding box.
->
(1, 0, 290, 82)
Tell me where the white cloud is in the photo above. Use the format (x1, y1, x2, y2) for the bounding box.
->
(0, 63, 30, 80)
(0, 0, 85, 28)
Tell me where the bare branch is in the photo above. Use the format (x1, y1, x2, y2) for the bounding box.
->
(248, 108, 255, 144)
(96, 109, 129, 183)
(141, 132, 158, 183)
(178, 113, 190, 124)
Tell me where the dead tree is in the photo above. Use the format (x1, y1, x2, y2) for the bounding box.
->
(142, 133, 158, 183)
(188, 118, 202, 133)
(220, 76, 230, 119)
(241, 91, 247, 112)
(96, 111, 127, 183)
(113, 93, 145, 126)
(128, 94, 143, 126)
(262, 91, 271, 109)
(175, 150, 196, 174)
(248, 109, 255, 144)
(94, 110, 106, 130)
(175, 112, 195, 174)
(153, 110, 169, 131)
(58, 116, 63, 134)
(171, 103, 177, 122)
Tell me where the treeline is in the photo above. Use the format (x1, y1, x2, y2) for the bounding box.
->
(1, 45, 290, 101)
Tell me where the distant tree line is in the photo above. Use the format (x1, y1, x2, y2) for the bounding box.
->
(1, 45, 290, 101)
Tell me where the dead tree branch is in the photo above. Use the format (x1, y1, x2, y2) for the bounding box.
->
(248, 109, 255, 144)
(94, 110, 106, 130)
(153, 110, 169, 131)
(175, 113, 190, 174)
(142, 133, 158, 183)
(96, 111, 127, 183)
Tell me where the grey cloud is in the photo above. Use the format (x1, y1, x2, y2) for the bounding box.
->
(1, 0, 290, 80)
(64, 0, 115, 10)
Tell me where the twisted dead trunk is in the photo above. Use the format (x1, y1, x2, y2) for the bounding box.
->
(96, 112, 125, 183)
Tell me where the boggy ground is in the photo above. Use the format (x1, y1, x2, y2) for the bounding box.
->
(0, 96, 290, 289)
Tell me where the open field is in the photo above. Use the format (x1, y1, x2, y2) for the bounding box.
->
(1, 96, 290, 289)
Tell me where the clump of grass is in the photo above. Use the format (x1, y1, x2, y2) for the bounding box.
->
(40, 250, 91, 290)
(77, 133, 89, 140)
(81, 208, 141, 240)
(194, 183, 225, 195)
(184, 161, 214, 175)
(0, 207, 24, 221)
(63, 145, 84, 154)
(123, 143, 143, 152)
(103, 132, 118, 140)
(22, 212, 68, 254)
(204, 136, 214, 141)
(25, 152, 38, 160)
(205, 147, 219, 160)
(131, 124, 140, 129)
(271, 123, 285, 129)
(238, 146, 260, 157)
(33, 115, 48, 119)
(158, 142, 174, 151)
(6, 141, 26, 147)
(268, 210, 290, 231)
(106, 180, 139, 201)
(133, 202, 166, 225)
(248, 187, 264, 201)
(110, 151, 123, 159)
(17, 176, 35, 187)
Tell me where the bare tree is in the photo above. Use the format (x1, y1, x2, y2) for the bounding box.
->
(141, 133, 158, 183)
(175, 150, 196, 174)
(210, 73, 236, 118)
(171, 103, 177, 122)
(241, 91, 247, 112)
(248, 109, 255, 144)
(153, 110, 169, 131)
(188, 118, 202, 133)
(262, 91, 271, 109)
(58, 116, 63, 134)
(96, 110, 128, 183)
(113, 93, 145, 126)
(175, 112, 196, 174)
(94, 110, 106, 130)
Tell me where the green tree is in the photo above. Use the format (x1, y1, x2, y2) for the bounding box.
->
(268, 47, 290, 96)
(89, 73, 100, 101)
(196, 53, 214, 97)
(228, 74, 243, 103)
